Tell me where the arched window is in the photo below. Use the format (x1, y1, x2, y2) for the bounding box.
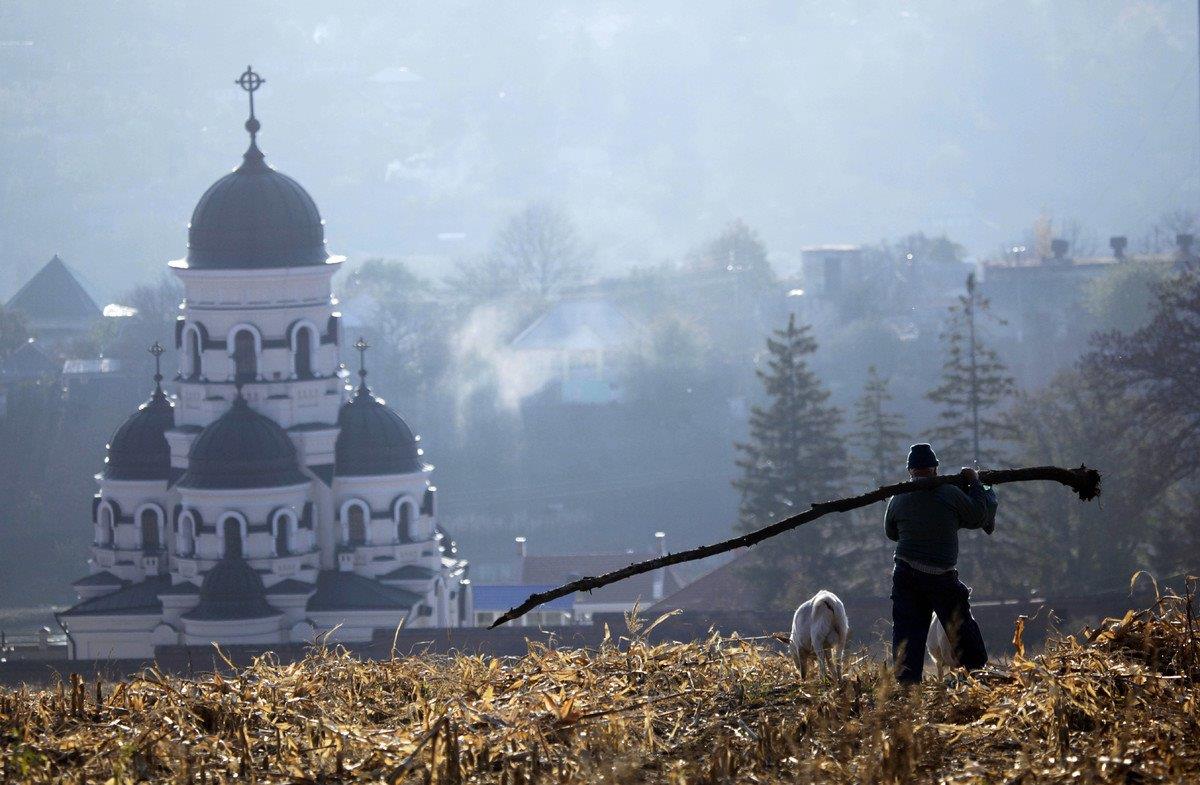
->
(177, 512, 195, 557)
(347, 503, 367, 546)
(294, 326, 314, 379)
(233, 329, 257, 382)
(397, 503, 413, 543)
(140, 507, 162, 552)
(273, 511, 293, 556)
(222, 516, 243, 559)
(186, 328, 202, 380)
(99, 505, 114, 546)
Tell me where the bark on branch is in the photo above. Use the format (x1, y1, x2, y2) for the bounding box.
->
(488, 465, 1101, 628)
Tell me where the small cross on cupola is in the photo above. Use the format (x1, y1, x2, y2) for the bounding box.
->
(148, 341, 166, 397)
(235, 66, 268, 169)
(353, 336, 370, 392)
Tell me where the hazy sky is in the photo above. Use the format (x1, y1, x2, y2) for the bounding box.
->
(1, 1, 1197, 299)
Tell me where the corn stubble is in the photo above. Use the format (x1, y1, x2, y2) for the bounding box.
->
(2, 595, 1198, 784)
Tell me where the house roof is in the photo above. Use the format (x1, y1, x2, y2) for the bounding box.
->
(646, 551, 763, 614)
(59, 576, 170, 617)
(71, 571, 125, 587)
(6, 256, 100, 327)
(0, 341, 57, 382)
(521, 553, 685, 606)
(473, 584, 574, 612)
(511, 299, 641, 352)
(307, 570, 421, 612)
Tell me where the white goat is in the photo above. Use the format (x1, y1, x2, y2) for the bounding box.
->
(789, 590, 849, 681)
(927, 617, 958, 679)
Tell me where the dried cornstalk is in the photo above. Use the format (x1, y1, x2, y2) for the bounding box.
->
(489, 465, 1101, 628)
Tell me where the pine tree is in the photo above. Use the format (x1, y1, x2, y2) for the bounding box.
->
(850, 366, 907, 487)
(927, 274, 1016, 468)
(732, 314, 846, 606)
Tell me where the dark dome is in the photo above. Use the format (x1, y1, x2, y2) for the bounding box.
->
(182, 557, 279, 621)
(105, 388, 175, 481)
(335, 385, 424, 476)
(184, 143, 330, 270)
(178, 396, 309, 489)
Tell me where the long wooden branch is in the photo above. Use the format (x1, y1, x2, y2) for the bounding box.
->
(488, 465, 1101, 628)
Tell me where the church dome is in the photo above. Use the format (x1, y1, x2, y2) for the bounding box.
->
(182, 557, 279, 621)
(335, 384, 424, 477)
(178, 396, 309, 489)
(105, 387, 175, 481)
(184, 142, 330, 270)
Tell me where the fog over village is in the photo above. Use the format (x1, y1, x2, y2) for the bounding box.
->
(1, 4, 1200, 780)
(2, 0, 1199, 621)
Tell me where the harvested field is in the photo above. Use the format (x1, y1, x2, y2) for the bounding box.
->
(2, 594, 1198, 783)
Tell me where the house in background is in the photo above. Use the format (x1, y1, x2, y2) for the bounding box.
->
(6, 255, 102, 347)
(510, 298, 644, 405)
(471, 583, 575, 628)
(501, 532, 688, 623)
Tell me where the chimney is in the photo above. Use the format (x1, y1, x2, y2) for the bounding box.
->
(655, 531, 666, 557)
(1109, 236, 1128, 261)
(514, 536, 527, 558)
(1050, 239, 1069, 263)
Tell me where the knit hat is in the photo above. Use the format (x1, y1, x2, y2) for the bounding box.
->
(907, 443, 938, 469)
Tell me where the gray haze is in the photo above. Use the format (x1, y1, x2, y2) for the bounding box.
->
(2, 1, 1197, 299)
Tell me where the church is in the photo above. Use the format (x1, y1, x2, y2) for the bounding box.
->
(57, 68, 471, 660)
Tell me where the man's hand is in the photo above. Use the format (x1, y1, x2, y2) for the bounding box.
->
(959, 467, 979, 484)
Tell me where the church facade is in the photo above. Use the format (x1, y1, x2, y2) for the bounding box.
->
(58, 69, 471, 660)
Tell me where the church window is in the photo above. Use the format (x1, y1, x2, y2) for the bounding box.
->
(140, 508, 161, 552)
(397, 501, 413, 542)
(99, 505, 114, 546)
(273, 511, 293, 556)
(187, 328, 202, 379)
(222, 516, 243, 559)
(294, 326, 314, 378)
(233, 329, 257, 382)
(347, 503, 367, 546)
(177, 513, 195, 557)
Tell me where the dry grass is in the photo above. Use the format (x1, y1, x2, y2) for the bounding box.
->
(2, 594, 1199, 784)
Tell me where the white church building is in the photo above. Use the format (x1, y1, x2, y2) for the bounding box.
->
(57, 68, 471, 660)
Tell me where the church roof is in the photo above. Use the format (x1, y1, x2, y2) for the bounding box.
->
(105, 385, 175, 481)
(182, 557, 280, 621)
(180, 68, 333, 271)
(178, 396, 308, 489)
(380, 564, 437, 581)
(307, 570, 421, 612)
(6, 256, 100, 328)
(60, 576, 169, 617)
(334, 383, 424, 477)
(71, 571, 124, 587)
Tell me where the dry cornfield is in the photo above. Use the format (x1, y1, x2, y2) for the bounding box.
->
(1, 593, 1198, 784)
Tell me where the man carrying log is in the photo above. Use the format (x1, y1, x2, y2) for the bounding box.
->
(885, 443, 997, 685)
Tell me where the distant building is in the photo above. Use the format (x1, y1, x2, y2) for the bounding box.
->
(57, 69, 470, 660)
(0, 340, 59, 417)
(5, 255, 101, 345)
(799, 245, 864, 298)
(647, 551, 759, 615)
(472, 583, 574, 628)
(979, 236, 1177, 388)
(510, 298, 643, 405)
(495, 532, 687, 623)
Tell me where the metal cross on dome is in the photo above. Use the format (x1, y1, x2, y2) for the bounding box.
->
(148, 341, 165, 393)
(236, 65, 265, 141)
(354, 337, 370, 384)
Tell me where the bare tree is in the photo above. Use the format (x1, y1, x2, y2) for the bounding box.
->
(494, 203, 592, 299)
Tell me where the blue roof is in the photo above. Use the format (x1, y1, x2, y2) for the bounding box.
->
(473, 584, 574, 612)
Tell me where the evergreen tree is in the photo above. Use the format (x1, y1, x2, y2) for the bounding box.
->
(927, 274, 1016, 468)
(733, 314, 846, 606)
(850, 366, 907, 487)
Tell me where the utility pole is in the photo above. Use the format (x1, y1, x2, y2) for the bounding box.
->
(966, 273, 980, 467)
